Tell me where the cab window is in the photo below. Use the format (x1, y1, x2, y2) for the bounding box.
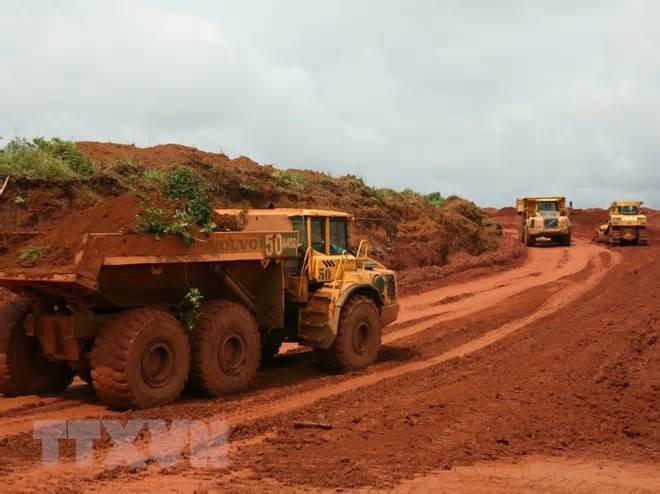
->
(618, 206, 639, 215)
(290, 216, 307, 251)
(538, 201, 558, 212)
(311, 217, 326, 253)
(329, 218, 348, 255)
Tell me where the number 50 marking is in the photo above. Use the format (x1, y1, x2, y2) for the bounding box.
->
(265, 233, 284, 256)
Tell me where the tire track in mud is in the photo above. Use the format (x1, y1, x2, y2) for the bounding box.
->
(0, 240, 621, 490)
(0, 239, 615, 440)
(216, 242, 620, 430)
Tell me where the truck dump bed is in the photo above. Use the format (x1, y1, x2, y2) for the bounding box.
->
(0, 230, 299, 306)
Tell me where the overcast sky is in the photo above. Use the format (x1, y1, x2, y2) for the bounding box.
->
(1, 1, 658, 207)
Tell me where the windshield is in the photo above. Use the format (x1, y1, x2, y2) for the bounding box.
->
(538, 201, 558, 212)
(618, 205, 639, 215)
(329, 218, 348, 255)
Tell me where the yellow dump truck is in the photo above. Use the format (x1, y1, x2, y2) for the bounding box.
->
(516, 196, 572, 246)
(595, 201, 649, 245)
(0, 208, 399, 410)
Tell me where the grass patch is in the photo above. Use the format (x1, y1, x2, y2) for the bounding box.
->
(143, 168, 164, 183)
(17, 245, 49, 266)
(0, 137, 93, 179)
(273, 169, 307, 191)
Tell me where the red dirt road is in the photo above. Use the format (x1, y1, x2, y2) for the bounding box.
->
(0, 233, 658, 492)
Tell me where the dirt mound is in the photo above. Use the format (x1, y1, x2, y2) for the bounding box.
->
(0, 194, 141, 271)
(397, 235, 527, 295)
(0, 141, 505, 273)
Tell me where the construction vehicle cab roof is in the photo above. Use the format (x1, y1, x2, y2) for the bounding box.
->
(517, 196, 565, 202)
(214, 208, 351, 218)
(611, 200, 643, 207)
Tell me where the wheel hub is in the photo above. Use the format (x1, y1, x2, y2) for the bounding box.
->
(352, 322, 371, 356)
(141, 339, 174, 388)
(218, 331, 247, 376)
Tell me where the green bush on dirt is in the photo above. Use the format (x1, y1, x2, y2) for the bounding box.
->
(273, 169, 307, 191)
(136, 166, 216, 244)
(0, 137, 93, 179)
(162, 166, 213, 225)
(425, 192, 446, 208)
(17, 245, 49, 266)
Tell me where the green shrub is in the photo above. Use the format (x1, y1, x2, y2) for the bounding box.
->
(425, 192, 446, 208)
(273, 169, 307, 191)
(239, 182, 258, 194)
(135, 206, 170, 237)
(402, 188, 421, 197)
(17, 245, 49, 265)
(162, 166, 213, 226)
(0, 137, 93, 179)
(143, 168, 164, 183)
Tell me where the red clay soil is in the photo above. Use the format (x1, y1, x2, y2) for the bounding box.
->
(0, 228, 657, 491)
(0, 194, 142, 272)
(227, 240, 659, 489)
(398, 234, 527, 296)
(0, 141, 507, 277)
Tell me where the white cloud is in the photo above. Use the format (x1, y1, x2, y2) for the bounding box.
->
(1, 0, 658, 207)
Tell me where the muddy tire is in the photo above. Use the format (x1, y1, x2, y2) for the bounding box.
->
(189, 301, 260, 396)
(560, 232, 571, 246)
(524, 228, 536, 247)
(91, 309, 190, 410)
(317, 296, 381, 372)
(0, 300, 73, 397)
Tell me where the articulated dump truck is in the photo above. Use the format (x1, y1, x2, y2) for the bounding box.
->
(516, 196, 572, 247)
(0, 209, 399, 410)
(595, 201, 649, 245)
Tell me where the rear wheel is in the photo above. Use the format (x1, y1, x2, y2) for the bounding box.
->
(189, 301, 260, 396)
(91, 309, 190, 410)
(317, 296, 381, 372)
(0, 300, 73, 396)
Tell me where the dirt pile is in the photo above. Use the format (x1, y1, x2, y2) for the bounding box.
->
(0, 141, 504, 273)
(0, 194, 142, 271)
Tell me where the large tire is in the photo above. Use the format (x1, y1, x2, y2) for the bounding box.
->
(560, 232, 572, 246)
(317, 296, 381, 372)
(0, 300, 73, 396)
(524, 228, 536, 247)
(91, 309, 190, 410)
(189, 301, 260, 396)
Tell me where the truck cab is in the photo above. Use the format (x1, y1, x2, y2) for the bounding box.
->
(516, 196, 572, 246)
(215, 208, 399, 359)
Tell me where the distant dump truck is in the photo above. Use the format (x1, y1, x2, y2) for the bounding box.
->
(595, 201, 649, 245)
(0, 209, 399, 410)
(516, 196, 572, 246)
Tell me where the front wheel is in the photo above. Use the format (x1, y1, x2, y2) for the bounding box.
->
(0, 299, 73, 397)
(317, 296, 381, 372)
(561, 232, 572, 246)
(524, 228, 536, 247)
(91, 309, 190, 410)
